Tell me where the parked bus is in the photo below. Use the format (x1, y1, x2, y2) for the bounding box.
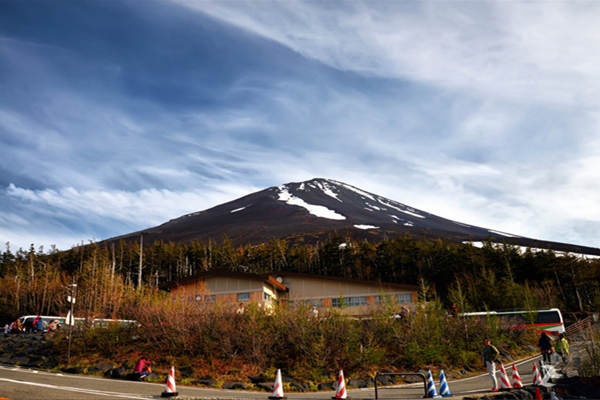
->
(459, 308, 565, 336)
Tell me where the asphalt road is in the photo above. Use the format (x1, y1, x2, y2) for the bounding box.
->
(0, 357, 543, 400)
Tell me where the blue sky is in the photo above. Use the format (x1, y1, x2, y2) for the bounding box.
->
(1, 0, 599, 250)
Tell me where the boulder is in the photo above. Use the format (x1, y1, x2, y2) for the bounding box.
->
(192, 378, 217, 387)
(221, 381, 247, 390)
(347, 377, 373, 388)
(248, 374, 268, 384)
(62, 366, 84, 374)
(254, 382, 273, 392)
(318, 382, 335, 390)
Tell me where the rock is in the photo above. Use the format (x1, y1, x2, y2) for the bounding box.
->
(318, 382, 335, 390)
(63, 366, 84, 374)
(221, 381, 247, 390)
(254, 382, 273, 392)
(105, 366, 128, 379)
(291, 381, 310, 391)
(96, 362, 114, 372)
(347, 377, 373, 388)
(192, 378, 217, 387)
(248, 374, 268, 384)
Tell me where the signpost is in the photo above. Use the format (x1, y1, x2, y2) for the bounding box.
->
(66, 278, 77, 365)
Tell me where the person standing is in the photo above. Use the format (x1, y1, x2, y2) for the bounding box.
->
(538, 332, 553, 364)
(483, 338, 500, 391)
(555, 333, 569, 363)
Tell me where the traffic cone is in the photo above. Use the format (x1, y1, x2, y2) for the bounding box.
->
(332, 370, 349, 399)
(269, 369, 287, 399)
(498, 364, 512, 389)
(535, 386, 542, 400)
(426, 370, 440, 398)
(532, 363, 543, 386)
(438, 369, 452, 397)
(161, 366, 178, 397)
(511, 364, 523, 388)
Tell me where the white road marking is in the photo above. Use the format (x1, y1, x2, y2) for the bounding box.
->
(0, 377, 151, 399)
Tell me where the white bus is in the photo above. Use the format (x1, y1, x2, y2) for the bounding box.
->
(460, 308, 565, 336)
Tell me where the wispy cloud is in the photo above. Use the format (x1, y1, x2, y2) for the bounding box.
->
(1, 0, 599, 249)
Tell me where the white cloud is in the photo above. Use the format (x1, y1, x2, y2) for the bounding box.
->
(180, 1, 600, 107)
(6, 183, 258, 225)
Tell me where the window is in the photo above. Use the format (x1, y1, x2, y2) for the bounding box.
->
(263, 292, 273, 302)
(237, 292, 250, 302)
(303, 299, 323, 307)
(195, 295, 202, 301)
(397, 294, 412, 304)
(204, 295, 216, 303)
(332, 296, 366, 308)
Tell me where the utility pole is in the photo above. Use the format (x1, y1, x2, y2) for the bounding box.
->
(137, 234, 143, 290)
(66, 277, 77, 365)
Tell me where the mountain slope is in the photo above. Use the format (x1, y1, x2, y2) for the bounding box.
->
(110, 178, 600, 256)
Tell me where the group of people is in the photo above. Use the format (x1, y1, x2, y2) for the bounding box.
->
(483, 332, 570, 391)
(3, 316, 61, 335)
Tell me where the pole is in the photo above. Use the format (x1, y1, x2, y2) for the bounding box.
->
(67, 277, 76, 365)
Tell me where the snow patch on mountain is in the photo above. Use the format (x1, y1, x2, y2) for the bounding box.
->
(330, 179, 376, 201)
(354, 224, 379, 230)
(278, 186, 346, 220)
(377, 199, 426, 219)
(230, 207, 246, 213)
(488, 229, 519, 237)
(465, 241, 600, 260)
(314, 180, 342, 202)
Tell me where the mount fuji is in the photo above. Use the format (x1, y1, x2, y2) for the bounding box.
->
(110, 178, 600, 257)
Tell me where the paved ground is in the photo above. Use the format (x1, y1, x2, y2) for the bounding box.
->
(0, 356, 546, 400)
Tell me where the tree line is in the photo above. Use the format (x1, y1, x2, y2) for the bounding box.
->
(1, 233, 599, 321)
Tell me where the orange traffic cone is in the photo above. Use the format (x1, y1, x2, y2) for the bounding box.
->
(498, 364, 511, 389)
(532, 363, 543, 386)
(535, 386, 543, 400)
(511, 364, 523, 388)
(161, 366, 178, 397)
(332, 370, 349, 399)
(269, 369, 287, 399)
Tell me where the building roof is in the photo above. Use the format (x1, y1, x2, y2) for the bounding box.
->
(168, 270, 417, 292)
(273, 271, 419, 291)
(168, 271, 289, 292)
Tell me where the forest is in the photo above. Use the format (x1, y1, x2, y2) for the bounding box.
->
(1, 233, 599, 322)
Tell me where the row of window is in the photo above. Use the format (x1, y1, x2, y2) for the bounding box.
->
(175, 292, 412, 306)
(376, 294, 412, 304)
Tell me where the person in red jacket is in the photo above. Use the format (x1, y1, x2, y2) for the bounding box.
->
(133, 356, 152, 380)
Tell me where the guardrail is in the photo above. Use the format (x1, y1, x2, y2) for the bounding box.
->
(566, 316, 592, 338)
(374, 371, 427, 399)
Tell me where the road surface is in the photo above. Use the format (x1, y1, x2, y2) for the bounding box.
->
(0, 357, 543, 400)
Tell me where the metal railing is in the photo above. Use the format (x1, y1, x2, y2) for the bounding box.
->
(374, 371, 427, 399)
(566, 316, 592, 338)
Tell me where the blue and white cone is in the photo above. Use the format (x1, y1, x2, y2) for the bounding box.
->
(426, 370, 440, 398)
(439, 369, 452, 397)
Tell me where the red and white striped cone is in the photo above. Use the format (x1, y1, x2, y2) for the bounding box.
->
(511, 364, 523, 388)
(535, 386, 543, 400)
(532, 363, 543, 386)
(332, 370, 349, 399)
(269, 369, 287, 399)
(498, 364, 512, 389)
(161, 366, 178, 397)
